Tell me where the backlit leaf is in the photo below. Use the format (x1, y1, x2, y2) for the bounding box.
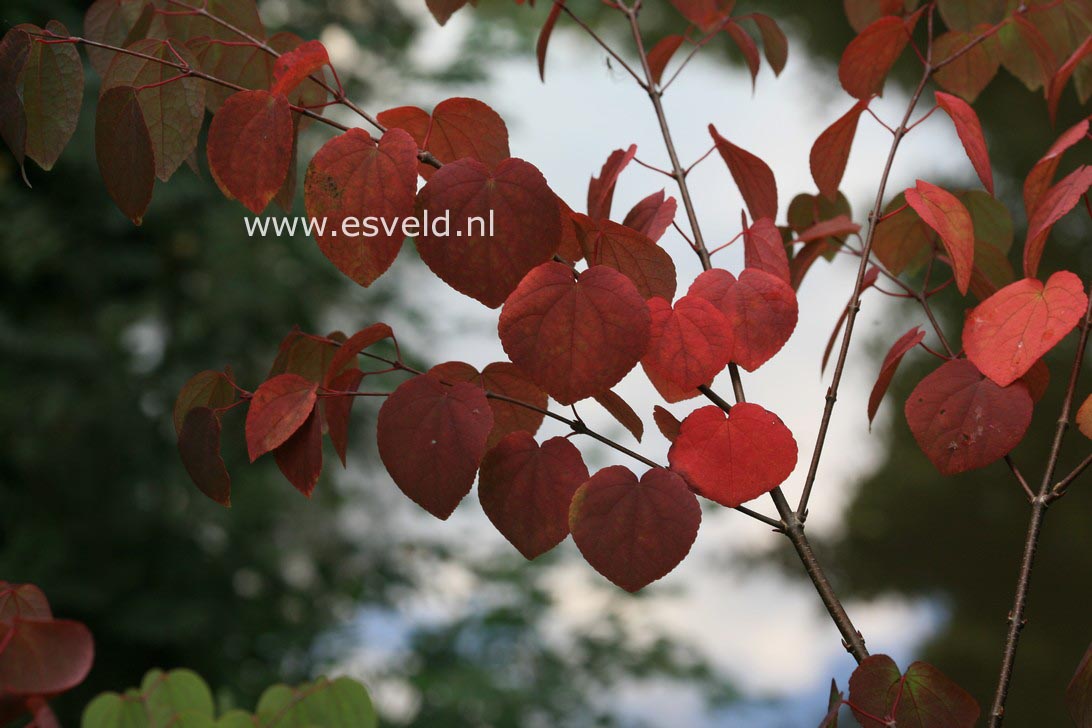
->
(868, 326, 925, 425)
(872, 192, 933, 275)
(668, 403, 798, 507)
(641, 295, 732, 391)
(569, 466, 700, 592)
(668, 0, 736, 32)
(935, 91, 993, 194)
(0, 619, 93, 697)
(499, 263, 651, 405)
(84, 0, 146, 76)
(843, 0, 911, 34)
(1023, 118, 1088, 217)
(1047, 34, 1092, 122)
(207, 90, 293, 215)
(271, 40, 329, 97)
(904, 180, 975, 294)
(743, 217, 791, 285)
(848, 655, 979, 727)
(964, 271, 1088, 387)
(479, 432, 588, 559)
(376, 373, 493, 519)
(324, 323, 395, 385)
(255, 675, 377, 727)
(324, 368, 364, 467)
(95, 86, 155, 224)
(245, 374, 319, 462)
(0, 584, 51, 622)
(305, 128, 419, 287)
(937, 0, 1005, 31)
(710, 124, 778, 221)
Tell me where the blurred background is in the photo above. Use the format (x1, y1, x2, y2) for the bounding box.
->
(1, 1, 1090, 726)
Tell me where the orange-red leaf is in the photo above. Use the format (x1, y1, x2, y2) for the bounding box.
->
(245, 373, 319, 461)
(569, 466, 700, 592)
(935, 91, 993, 194)
(839, 15, 913, 99)
(668, 403, 798, 507)
(96, 86, 155, 224)
(416, 157, 561, 307)
(904, 180, 975, 294)
(178, 407, 232, 507)
(1023, 165, 1092, 279)
(1047, 34, 1092, 123)
(905, 359, 1032, 475)
(1023, 118, 1088, 217)
(641, 295, 732, 391)
(499, 263, 651, 405)
(479, 432, 588, 559)
(689, 268, 798, 372)
(207, 90, 293, 215)
(964, 271, 1088, 387)
(868, 326, 925, 425)
(376, 373, 493, 519)
(271, 39, 328, 96)
(710, 124, 778, 221)
(305, 128, 419, 287)
(811, 99, 868, 200)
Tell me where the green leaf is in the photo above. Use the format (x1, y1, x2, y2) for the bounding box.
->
(256, 676, 377, 728)
(82, 669, 215, 728)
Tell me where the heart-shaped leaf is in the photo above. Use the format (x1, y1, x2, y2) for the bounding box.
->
(847, 655, 979, 728)
(642, 295, 732, 391)
(207, 90, 293, 215)
(429, 360, 549, 449)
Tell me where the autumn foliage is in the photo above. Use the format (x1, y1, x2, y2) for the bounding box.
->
(3, 0, 1092, 725)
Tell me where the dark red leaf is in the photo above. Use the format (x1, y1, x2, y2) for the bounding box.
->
(668, 403, 798, 507)
(0, 29, 30, 167)
(964, 271, 1088, 387)
(587, 145, 637, 221)
(245, 373, 319, 462)
(569, 466, 701, 592)
(479, 432, 588, 559)
(173, 369, 235, 435)
(429, 361, 550, 450)
(15, 21, 83, 172)
(594, 389, 644, 442)
(268, 330, 340, 383)
(848, 655, 979, 728)
(84, 0, 146, 75)
(1078, 395, 1092, 440)
(425, 0, 470, 25)
(324, 323, 395, 385)
(1067, 641, 1092, 727)
(648, 35, 686, 86)
(273, 408, 323, 497)
(207, 90, 293, 215)
(271, 39, 328, 96)
(324, 368, 365, 467)
(811, 99, 868, 200)
(536, 1, 565, 81)
(838, 15, 914, 99)
(622, 190, 677, 242)
(653, 405, 682, 441)
(843, 0, 907, 34)
(904, 180, 975, 294)
(1023, 165, 1092, 279)
(376, 373, 493, 519)
(416, 157, 561, 308)
(668, 0, 736, 32)
(378, 97, 510, 180)
(0, 619, 93, 698)
(499, 263, 651, 405)
(752, 13, 788, 76)
(905, 359, 1033, 475)
(710, 124, 778, 221)
(868, 326, 925, 425)
(178, 407, 232, 507)
(935, 91, 994, 195)
(933, 26, 1002, 103)
(574, 216, 677, 300)
(641, 295, 732, 391)
(724, 22, 761, 86)
(0, 584, 51, 622)
(689, 268, 799, 372)
(743, 217, 791, 285)
(96, 86, 155, 224)
(796, 215, 861, 242)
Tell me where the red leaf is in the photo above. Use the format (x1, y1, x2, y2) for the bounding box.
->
(479, 432, 588, 559)
(689, 268, 799, 372)
(743, 217, 791, 285)
(1078, 394, 1092, 440)
(271, 39, 328, 96)
(964, 271, 1088, 387)
(848, 655, 979, 728)
(587, 145, 637, 221)
(425, 0, 470, 25)
(499, 263, 651, 405)
(594, 389, 645, 442)
(325, 323, 395, 385)
(1067, 641, 1092, 726)
(648, 35, 686, 86)
(207, 90, 293, 215)
(668, 0, 736, 32)
(1023, 119, 1088, 217)
(1023, 166, 1092, 279)
(245, 373, 319, 462)
(0, 619, 93, 697)
(935, 91, 994, 195)
(574, 216, 677, 300)
(724, 22, 761, 87)
(569, 466, 700, 592)
(868, 326, 925, 425)
(0, 584, 51, 622)
(641, 295, 732, 391)
(273, 408, 323, 497)
(84, 0, 146, 76)
(752, 13, 788, 76)
(710, 125, 778, 221)
(0, 29, 29, 168)
(644, 363, 704, 404)
(622, 190, 677, 242)
(653, 405, 682, 441)
(905, 359, 1032, 475)
(843, 0, 906, 34)
(933, 26, 1002, 103)
(429, 361, 549, 450)
(324, 368, 364, 466)
(378, 97, 509, 180)
(999, 13, 1058, 92)
(178, 407, 232, 507)
(304, 129, 418, 286)
(669, 403, 798, 507)
(173, 369, 235, 435)
(268, 330, 339, 383)
(904, 180, 975, 294)
(16, 21, 83, 172)
(1020, 358, 1050, 404)
(537, 1, 565, 81)
(557, 197, 585, 262)
(95, 86, 155, 224)
(796, 215, 861, 242)
(376, 373, 493, 519)
(838, 15, 914, 99)
(811, 99, 869, 200)
(1047, 34, 1092, 123)
(822, 266, 881, 373)
(416, 157, 561, 308)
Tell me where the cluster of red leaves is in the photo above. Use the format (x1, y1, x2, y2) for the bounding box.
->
(0, 582, 94, 727)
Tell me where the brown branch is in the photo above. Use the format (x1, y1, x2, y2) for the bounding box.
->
(1048, 452, 1092, 501)
(988, 287, 1092, 727)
